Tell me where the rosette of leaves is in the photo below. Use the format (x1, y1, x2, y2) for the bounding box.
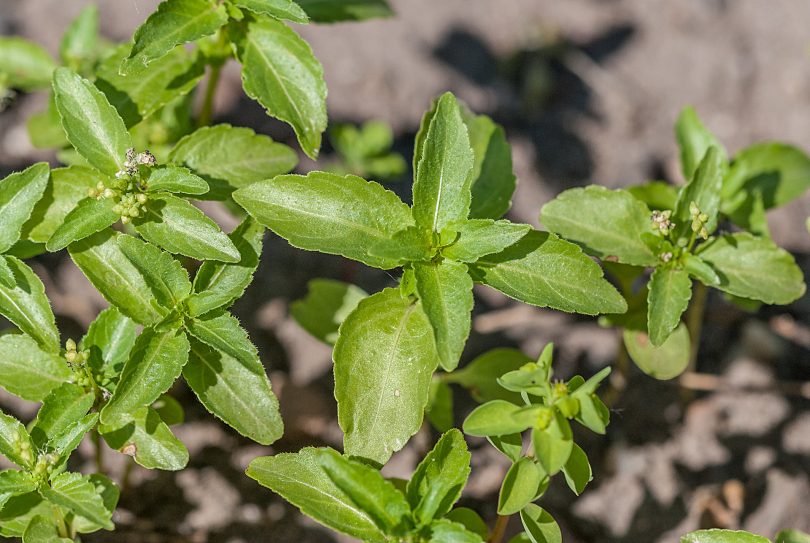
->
(234, 92, 626, 464)
(247, 429, 492, 543)
(462, 344, 610, 543)
(326, 120, 407, 181)
(540, 107, 806, 380)
(0, 396, 118, 541)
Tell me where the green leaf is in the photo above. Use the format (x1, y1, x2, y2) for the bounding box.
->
(461, 109, 516, 220)
(520, 504, 561, 543)
(100, 406, 188, 470)
(118, 234, 191, 311)
(0, 37, 56, 91)
(100, 327, 190, 426)
(187, 218, 265, 317)
(184, 312, 283, 445)
(40, 473, 113, 530)
(290, 279, 367, 345)
(368, 226, 433, 265)
(134, 194, 240, 262)
(0, 333, 70, 401)
(429, 519, 485, 543)
(317, 448, 412, 534)
(675, 106, 727, 181)
(82, 307, 138, 390)
(626, 181, 678, 211)
(69, 230, 164, 326)
(69, 474, 119, 535)
(96, 44, 205, 128)
(144, 166, 209, 195)
(29, 383, 93, 450)
(59, 6, 98, 70)
(442, 220, 530, 263)
(462, 400, 529, 437)
(246, 448, 387, 542)
(334, 288, 438, 464)
(23, 166, 107, 244)
(27, 97, 69, 150)
(294, 0, 393, 22)
(673, 146, 725, 238)
(412, 93, 474, 232)
(0, 257, 12, 289)
(470, 231, 627, 315)
(22, 515, 73, 543)
(0, 163, 50, 253)
(407, 429, 470, 525)
(444, 508, 489, 540)
(169, 124, 298, 199)
(152, 395, 184, 426)
(532, 411, 573, 475)
(47, 413, 98, 466)
(45, 197, 118, 252)
(777, 530, 810, 543)
(426, 378, 454, 432)
(498, 457, 545, 515)
(233, 0, 309, 22)
(624, 323, 690, 380)
(647, 267, 692, 346)
(235, 17, 327, 158)
(683, 253, 720, 286)
(447, 348, 532, 404)
(52, 68, 132, 177)
(681, 530, 771, 543)
(234, 172, 413, 269)
(488, 433, 524, 463)
(540, 186, 658, 267)
(698, 232, 805, 304)
(723, 143, 810, 218)
(562, 443, 592, 495)
(0, 411, 34, 469)
(122, 0, 227, 74)
(414, 260, 473, 371)
(0, 257, 59, 354)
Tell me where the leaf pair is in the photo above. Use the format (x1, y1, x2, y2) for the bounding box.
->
(247, 430, 483, 542)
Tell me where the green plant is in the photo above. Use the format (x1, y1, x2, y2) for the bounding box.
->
(0, 0, 808, 541)
(326, 120, 408, 181)
(540, 107, 807, 380)
(682, 529, 810, 543)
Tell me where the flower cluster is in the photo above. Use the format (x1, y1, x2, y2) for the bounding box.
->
(651, 209, 675, 235)
(87, 148, 155, 223)
(689, 201, 709, 240)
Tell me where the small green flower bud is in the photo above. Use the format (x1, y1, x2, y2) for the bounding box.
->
(136, 193, 148, 204)
(66, 338, 77, 351)
(128, 207, 140, 218)
(557, 396, 580, 419)
(700, 226, 709, 240)
(96, 181, 106, 191)
(535, 407, 553, 430)
(112, 204, 123, 215)
(121, 215, 131, 224)
(699, 212, 709, 223)
(87, 188, 98, 198)
(65, 350, 77, 363)
(689, 201, 699, 217)
(102, 188, 116, 199)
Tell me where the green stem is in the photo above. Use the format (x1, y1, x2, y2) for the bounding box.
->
(685, 281, 708, 374)
(197, 63, 222, 128)
(92, 429, 104, 475)
(489, 515, 510, 543)
(604, 336, 629, 407)
(120, 458, 135, 497)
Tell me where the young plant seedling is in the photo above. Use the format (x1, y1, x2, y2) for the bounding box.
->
(326, 120, 408, 181)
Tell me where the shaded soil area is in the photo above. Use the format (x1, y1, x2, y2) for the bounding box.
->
(1, 0, 809, 541)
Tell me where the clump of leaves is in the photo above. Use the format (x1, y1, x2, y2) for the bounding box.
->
(540, 107, 807, 379)
(326, 120, 408, 181)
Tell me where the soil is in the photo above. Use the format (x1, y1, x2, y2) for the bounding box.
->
(1, 1, 809, 542)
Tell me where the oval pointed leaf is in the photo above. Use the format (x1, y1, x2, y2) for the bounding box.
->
(246, 449, 387, 542)
(52, 68, 131, 176)
(118, 234, 191, 311)
(0, 37, 56, 90)
(294, 0, 393, 22)
(498, 457, 545, 515)
(46, 197, 118, 252)
(100, 327, 190, 426)
(624, 323, 690, 380)
(184, 312, 282, 445)
(169, 124, 298, 198)
(145, 166, 209, 195)
(675, 107, 727, 181)
(69, 230, 164, 325)
(470, 231, 627, 315)
(0, 332, 70, 401)
(414, 260, 473, 371)
(521, 504, 561, 543)
(698, 232, 805, 304)
(41, 473, 113, 530)
(22, 515, 73, 543)
(59, 6, 98, 69)
(681, 530, 771, 543)
(0, 163, 50, 253)
(412, 92, 474, 232)
(235, 17, 327, 158)
(335, 288, 439, 464)
(540, 186, 658, 266)
(673, 146, 724, 239)
(234, 0, 309, 22)
(0, 410, 35, 469)
(100, 406, 188, 471)
(462, 109, 516, 220)
(442, 219, 530, 263)
(234, 172, 413, 269)
(0, 257, 59, 353)
(134, 194, 239, 262)
(647, 267, 692, 346)
(30, 383, 94, 450)
(0, 472, 37, 511)
(290, 278, 368, 345)
(83, 308, 138, 389)
(562, 443, 592, 495)
(122, 0, 227, 74)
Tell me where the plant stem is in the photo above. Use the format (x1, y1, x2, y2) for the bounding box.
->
(120, 458, 135, 496)
(92, 429, 104, 475)
(197, 63, 222, 128)
(685, 281, 708, 373)
(604, 335, 629, 407)
(489, 515, 510, 543)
